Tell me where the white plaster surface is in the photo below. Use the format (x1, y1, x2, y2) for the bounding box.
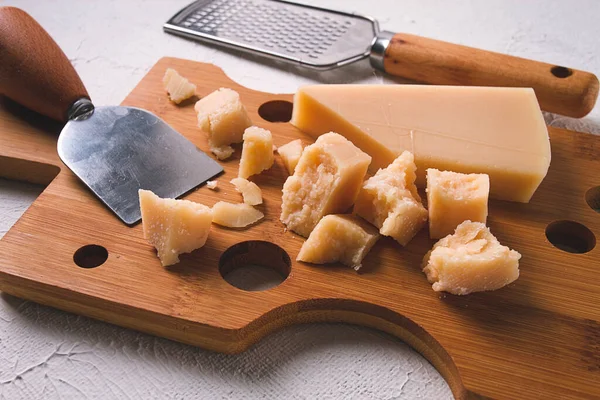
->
(0, 0, 599, 398)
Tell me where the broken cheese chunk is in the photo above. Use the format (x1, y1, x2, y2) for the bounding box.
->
(230, 177, 262, 205)
(195, 88, 252, 160)
(277, 139, 303, 174)
(297, 214, 379, 271)
(163, 68, 196, 104)
(427, 169, 490, 239)
(238, 126, 274, 178)
(212, 201, 264, 228)
(291, 84, 550, 202)
(281, 132, 371, 237)
(355, 151, 428, 246)
(139, 189, 212, 267)
(422, 221, 521, 295)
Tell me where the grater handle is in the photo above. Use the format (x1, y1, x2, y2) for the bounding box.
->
(370, 31, 598, 118)
(0, 7, 90, 122)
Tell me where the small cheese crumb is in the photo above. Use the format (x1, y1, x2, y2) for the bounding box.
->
(238, 126, 274, 178)
(212, 201, 264, 228)
(163, 68, 196, 104)
(297, 214, 379, 271)
(195, 88, 252, 160)
(139, 189, 212, 267)
(230, 177, 262, 205)
(206, 180, 218, 190)
(276, 139, 303, 175)
(281, 132, 371, 237)
(426, 169, 490, 239)
(422, 221, 521, 295)
(354, 151, 428, 246)
(211, 145, 235, 160)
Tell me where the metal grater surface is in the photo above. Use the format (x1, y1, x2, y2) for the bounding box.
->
(164, 0, 379, 69)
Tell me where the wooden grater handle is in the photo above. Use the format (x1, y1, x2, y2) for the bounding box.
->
(0, 7, 90, 122)
(370, 31, 599, 118)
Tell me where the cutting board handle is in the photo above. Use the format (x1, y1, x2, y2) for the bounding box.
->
(370, 31, 599, 118)
(0, 7, 90, 122)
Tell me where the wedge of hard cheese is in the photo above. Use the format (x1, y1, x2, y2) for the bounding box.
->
(291, 85, 550, 203)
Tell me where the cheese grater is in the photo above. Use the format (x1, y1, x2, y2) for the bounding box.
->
(164, 0, 599, 118)
(164, 0, 380, 70)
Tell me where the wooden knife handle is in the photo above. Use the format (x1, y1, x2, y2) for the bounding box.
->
(371, 32, 599, 118)
(0, 7, 89, 122)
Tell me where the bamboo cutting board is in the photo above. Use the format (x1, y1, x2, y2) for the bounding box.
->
(1, 57, 600, 400)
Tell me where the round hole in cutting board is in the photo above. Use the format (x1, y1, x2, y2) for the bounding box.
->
(219, 241, 291, 291)
(545, 220, 595, 254)
(551, 66, 573, 78)
(585, 186, 600, 213)
(73, 244, 108, 268)
(258, 100, 293, 122)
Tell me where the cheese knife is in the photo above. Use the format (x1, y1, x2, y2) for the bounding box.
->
(0, 7, 223, 225)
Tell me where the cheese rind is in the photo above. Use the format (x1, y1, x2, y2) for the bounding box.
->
(291, 84, 550, 202)
(427, 169, 490, 239)
(297, 214, 379, 271)
(422, 221, 521, 295)
(354, 151, 428, 246)
(238, 126, 274, 178)
(195, 88, 252, 160)
(212, 201, 264, 228)
(138, 189, 212, 267)
(230, 177, 263, 205)
(163, 68, 196, 104)
(281, 132, 371, 237)
(276, 139, 303, 174)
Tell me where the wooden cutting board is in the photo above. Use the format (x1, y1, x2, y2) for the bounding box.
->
(1, 57, 599, 399)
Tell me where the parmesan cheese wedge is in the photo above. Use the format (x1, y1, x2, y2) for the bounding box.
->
(422, 221, 521, 295)
(230, 177, 262, 205)
(355, 151, 428, 246)
(212, 201, 264, 228)
(276, 139, 303, 174)
(238, 126, 274, 178)
(291, 84, 550, 202)
(297, 214, 379, 271)
(195, 88, 252, 160)
(163, 68, 196, 104)
(138, 189, 212, 267)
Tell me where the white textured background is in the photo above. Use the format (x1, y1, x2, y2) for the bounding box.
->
(1, 0, 599, 399)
